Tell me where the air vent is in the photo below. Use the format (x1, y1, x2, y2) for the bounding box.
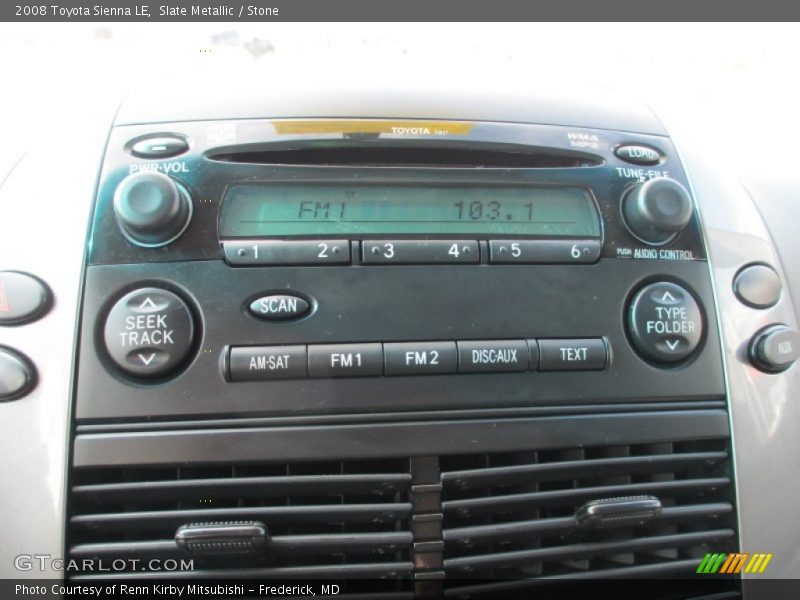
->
(440, 438, 736, 591)
(68, 458, 413, 583)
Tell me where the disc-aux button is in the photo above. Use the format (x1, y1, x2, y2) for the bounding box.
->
(458, 340, 529, 373)
(103, 287, 195, 378)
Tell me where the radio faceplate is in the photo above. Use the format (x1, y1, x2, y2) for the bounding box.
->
(76, 118, 723, 423)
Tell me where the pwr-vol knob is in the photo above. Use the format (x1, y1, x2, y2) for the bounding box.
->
(113, 172, 193, 247)
(622, 177, 693, 245)
(627, 281, 704, 364)
(103, 287, 195, 378)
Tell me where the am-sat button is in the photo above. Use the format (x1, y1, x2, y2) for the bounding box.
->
(229, 345, 307, 381)
(538, 338, 608, 371)
(458, 340, 529, 373)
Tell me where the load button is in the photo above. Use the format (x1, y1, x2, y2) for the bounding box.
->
(627, 281, 704, 364)
(103, 287, 195, 378)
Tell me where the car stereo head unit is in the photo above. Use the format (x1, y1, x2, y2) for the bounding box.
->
(75, 111, 723, 422)
(56, 89, 740, 593)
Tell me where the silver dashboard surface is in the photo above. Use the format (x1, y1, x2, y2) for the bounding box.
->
(665, 111, 800, 585)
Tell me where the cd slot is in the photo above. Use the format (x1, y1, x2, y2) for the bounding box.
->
(207, 141, 603, 168)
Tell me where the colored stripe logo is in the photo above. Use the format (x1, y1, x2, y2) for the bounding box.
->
(696, 552, 773, 574)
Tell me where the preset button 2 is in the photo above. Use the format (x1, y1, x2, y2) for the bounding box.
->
(362, 240, 479, 264)
(384, 342, 458, 375)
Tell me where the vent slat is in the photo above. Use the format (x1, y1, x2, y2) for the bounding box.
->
(444, 558, 715, 596)
(444, 529, 735, 572)
(72, 473, 410, 502)
(444, 503, 732, 545)
(441, 451, 728, 489)
(71, 531, 413, 559)
(443, 477, 730, 515)
(71, 562, 415, 580)
(71, 502, 411, 532)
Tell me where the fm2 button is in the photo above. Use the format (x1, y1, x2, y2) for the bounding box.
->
(103, 287, 195, 378)
(627, 281, 704, 364)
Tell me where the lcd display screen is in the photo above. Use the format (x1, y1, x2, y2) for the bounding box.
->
(219, 184, 601, 237)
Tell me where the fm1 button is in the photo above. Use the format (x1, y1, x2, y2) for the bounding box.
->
(627, 281, 704, 364)
(308, 343, 383, 378)
(103, 287, 195, 378)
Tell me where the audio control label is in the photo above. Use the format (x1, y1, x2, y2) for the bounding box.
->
(103, 288, 195, 378)
(627, 281, 704, 364)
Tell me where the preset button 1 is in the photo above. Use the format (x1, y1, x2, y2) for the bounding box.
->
(384, 341, 458, 375)
(223, 240, 350, 266)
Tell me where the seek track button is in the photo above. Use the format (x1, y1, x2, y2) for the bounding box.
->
(103, 287, 195, 378)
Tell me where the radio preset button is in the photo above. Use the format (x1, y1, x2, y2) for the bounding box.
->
(223, 240, 350, 266)
(538, 339, 607, 371)
(103, 287, 195, 378)
(229, 345, 307, 381)
(458, 340, 529, 373)
(248, 294, 310, 321)
(308, 343, 383, 378)
(384, 341, 458, 375)
(362, 240, 479, 264)
(614, 143, 663, 166)
(489, 240, 601, 264)
(627, 281, 704, 364)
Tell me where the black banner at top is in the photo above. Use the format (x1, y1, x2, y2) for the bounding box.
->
(3, 0, 800, 22)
